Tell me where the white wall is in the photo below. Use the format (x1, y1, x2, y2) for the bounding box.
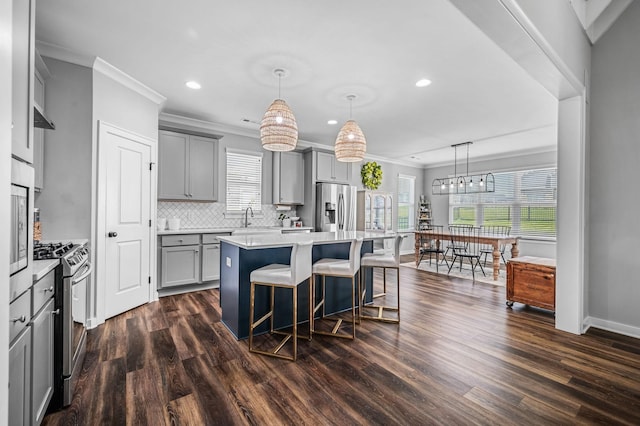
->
(34, 58, 93, 240)
(588, 1, 640, 337)
(1, 0, 12, 421)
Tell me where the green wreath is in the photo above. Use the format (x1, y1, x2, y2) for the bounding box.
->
(361, 161, 382, 190)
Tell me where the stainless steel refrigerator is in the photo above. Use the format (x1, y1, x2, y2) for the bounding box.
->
(315, 182, 357, 232)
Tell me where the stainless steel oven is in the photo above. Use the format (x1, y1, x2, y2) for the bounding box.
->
(35, 241, 91, 408)
(10, 158, 34, 302)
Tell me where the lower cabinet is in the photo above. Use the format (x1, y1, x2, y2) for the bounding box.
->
(31, 298, 55, 425)
(9, 327, 31, 426)
(159, 233, 230, 289)
(161, 245, 201, 287)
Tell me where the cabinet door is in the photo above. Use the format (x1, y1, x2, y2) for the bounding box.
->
(158, 131, 189, 200)
(333, 158, 351, 183)
(161, 246, 200, 288)
(188, 135, 217, 201)
(364, 193, 371, 230)
(11, 0, 34, 163)
(9, 327, 31, 426)
(277, 151, 304, 204)
(31, 298, 55, 426)
(385, 194, 393, 231)
(202, 244, 221, 282)
(316, 151, 335, 181)
(372, 194, 385, 231)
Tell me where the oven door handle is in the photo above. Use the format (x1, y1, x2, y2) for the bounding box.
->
(72, 262, 93, 285)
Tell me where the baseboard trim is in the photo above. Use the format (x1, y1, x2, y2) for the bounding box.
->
(583, 316, 640, 339)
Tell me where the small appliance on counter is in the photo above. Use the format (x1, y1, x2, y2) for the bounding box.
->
(167, 217, 180, 230)
(34, 207, 41, 241)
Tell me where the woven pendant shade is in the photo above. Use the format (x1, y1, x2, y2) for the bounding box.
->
(260, 99, 298, 151)
(335, 119, 366, 162)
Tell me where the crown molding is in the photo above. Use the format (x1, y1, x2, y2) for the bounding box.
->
(35, 41, 166, 105)
(92, 57, 166, 105)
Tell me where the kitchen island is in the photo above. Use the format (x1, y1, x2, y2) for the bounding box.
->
(218, 231, 396, 339)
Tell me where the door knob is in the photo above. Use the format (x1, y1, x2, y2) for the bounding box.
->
(108, 231, 118, 238)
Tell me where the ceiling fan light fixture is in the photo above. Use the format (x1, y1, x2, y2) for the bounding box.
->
(335, 95, 366, 162)
(260, 69, 298, 152)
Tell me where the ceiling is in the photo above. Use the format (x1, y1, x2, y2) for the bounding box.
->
(35, 0, 558, 167)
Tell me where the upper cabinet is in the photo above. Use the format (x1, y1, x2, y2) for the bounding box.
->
(12, 0, 35, 164)
(273, 151, 304, 205)
(315, 151, 351, 184)
(158, 130, 219, 201)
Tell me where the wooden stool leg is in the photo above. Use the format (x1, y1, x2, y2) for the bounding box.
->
(351, 276, 356, 339)
(292, 286, 297, 361)
(249, 281, 256, 352)
(396, 267, 400, 322)
(309, 276, 314, 339)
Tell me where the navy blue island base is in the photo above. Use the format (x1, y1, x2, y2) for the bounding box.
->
(219, 238, 375, 340)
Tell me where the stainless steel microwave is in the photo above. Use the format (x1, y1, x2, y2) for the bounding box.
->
(10, 158, 34, 301)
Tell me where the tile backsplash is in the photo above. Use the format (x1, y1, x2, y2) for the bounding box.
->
(157, 202, 297, 229)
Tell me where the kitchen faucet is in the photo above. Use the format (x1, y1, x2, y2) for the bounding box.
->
(244, 206, 254, 228)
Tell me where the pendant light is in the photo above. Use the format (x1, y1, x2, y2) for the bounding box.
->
(431, 141, 495, 195)
(260, 68, 298, 151)
(335, 95, 366, 162)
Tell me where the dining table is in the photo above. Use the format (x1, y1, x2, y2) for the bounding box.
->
(414, 230, 520, 280)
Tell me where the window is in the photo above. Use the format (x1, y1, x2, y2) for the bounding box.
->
(449, 167, 557, 239)
(397, 174, 415, 231)
(226, 149, 262, 212)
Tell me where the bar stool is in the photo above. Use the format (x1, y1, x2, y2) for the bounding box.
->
(360, 234, 406, 323)
(311, 238, 363, 340)
(248, 240, 313, 361)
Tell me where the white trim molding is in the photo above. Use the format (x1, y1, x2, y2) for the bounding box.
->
(584, 316, 640, 340)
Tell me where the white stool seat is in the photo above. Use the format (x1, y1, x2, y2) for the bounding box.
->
(361, 253, 398, 268)
(250, 264, 297, 286)
(312, 258, 356, 276)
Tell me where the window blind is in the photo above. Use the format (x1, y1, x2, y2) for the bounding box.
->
(449, 167, 557, 239)
(226, 150, 262, 212)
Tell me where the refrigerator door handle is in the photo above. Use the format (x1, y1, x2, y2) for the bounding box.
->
(338, 193, 344, 230)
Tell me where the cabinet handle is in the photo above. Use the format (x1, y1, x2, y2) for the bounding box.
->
(178, 239, 184, 243)
(195, 250, 199, 254)
(44, 286, 54, 293)
(51, 309, 60, 316)
(11, 315, 26, 323)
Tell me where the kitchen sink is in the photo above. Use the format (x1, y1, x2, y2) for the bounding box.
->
(231, 227, 282, 236)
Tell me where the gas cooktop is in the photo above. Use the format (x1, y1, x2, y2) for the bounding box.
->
(34, 242, 75, 260)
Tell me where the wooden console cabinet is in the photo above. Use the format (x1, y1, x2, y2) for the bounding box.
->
(506, 256, 556, 311)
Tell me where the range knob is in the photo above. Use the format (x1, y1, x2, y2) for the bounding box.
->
(68, 257, 76, 266)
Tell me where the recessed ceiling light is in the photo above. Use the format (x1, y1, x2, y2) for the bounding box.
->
(327, 119, 338, 125)
(415, 79, 432, 88)
(410, 155, 421, 160)
(186, 81, 201, 89)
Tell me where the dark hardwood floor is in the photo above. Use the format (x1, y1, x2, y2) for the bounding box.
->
(43, 258, 640, 425)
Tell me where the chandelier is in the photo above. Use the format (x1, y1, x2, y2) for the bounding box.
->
(431, 141, 495, 195)
(260, 69, 298, 151)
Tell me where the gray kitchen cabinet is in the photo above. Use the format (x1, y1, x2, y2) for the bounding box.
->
(11, 0, 35, 163)
(158, 233, 230, 291)
(160, 245, 201, 288)
(315, 151, 351, 183)
(202, 243, 221, 281)
(273, 151, 304, 204)
(158, 130, 218, 201)
(31, 298, 55, 426)
(9, 326, 31, 426)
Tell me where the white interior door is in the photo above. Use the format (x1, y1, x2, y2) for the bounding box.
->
(103, 126, 152, 319)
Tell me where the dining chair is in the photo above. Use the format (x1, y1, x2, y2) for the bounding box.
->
(444, 224, 473, 266)
(480, 225, 511, 267)
(248, 240, 313, 361)
(447, 225, 486, 281)
(417, 225, 449, 273)
(311, 238, 363, 340)
(360, 234, 406, 323)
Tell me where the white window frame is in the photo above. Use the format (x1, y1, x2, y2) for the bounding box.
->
(225, 148, 263, 215)
(397, 174, 416, 231)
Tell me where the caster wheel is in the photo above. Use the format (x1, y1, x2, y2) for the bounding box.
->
(506, 301, 514, 307)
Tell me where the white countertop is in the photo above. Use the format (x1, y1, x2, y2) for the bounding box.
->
(33, 259, 60, 282)
(218, 231, 396, 250)
(157, 226, 314, 236)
